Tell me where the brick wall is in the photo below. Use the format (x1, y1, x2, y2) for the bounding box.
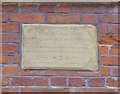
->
(1, 3, 119, 93)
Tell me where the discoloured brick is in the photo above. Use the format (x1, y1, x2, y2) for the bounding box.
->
(47, 14, 81, 23)
(13, 55, 19, 64)
(10, 34, 19, 43)
(2, 5, 17, 12)
(72, 4, 106, 13)
(69, 78, 85, 87)
(2, 77, 9, 86)
(101, 56, 119, 66)
(88, 78, 105, 87)
(100, 15, 118, 23)
(99, 46, 108, 54)
(56, 5, 71, 13)
(107, 3, 119, 13)
(19, 5, 37, 12)
(22, 88, 69, 92)
(98, 36, 120, 44)
(0, 56, 10, 64)
(98, 24, 107, 34)
(1, 33, 9, 43)
(11, 14, 45, 23)
(101, 67, 110, 76)
(12, 77, 48, 86)
(109, 24, 119, 34)
(82, 15, 98, 23)
(107, 78, 119, 87)
(2, 66, 19, 75)
(0, 44, 18, 53)
(38, 5, 55, 13)
(111, 46, 119, 55)
(2, 88, 20, 92)
(112, 67, 119, 77)
(2, 24, 19, 33)
(51, 78, 66, 86)
(2, 14, 9, 22)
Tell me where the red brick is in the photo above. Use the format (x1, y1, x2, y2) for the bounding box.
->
(2, 88, 19, 93)
(22, 71, 39, 76)
(2, 24, 19, 33)
(13, 55, 19, 64)
(2, 5, 17, 12)
(12, 77, 48, 86)
(2, 77, 9, 86)
(101, 67, 110, 76)
(2, 66, 19, 75)
(69, 78, 85, 87)
(107, 3, 119, 13)
(11, 14, 45, 23)
(79, 89, 114, 92)
(0, 89, 2, 93)
(19, 5, 37, 12)
(1, 33, 9, 43)
(47, 14, 81, 23)
(22, 88, 69, 92)
(101, 56, 119, 66)
(0, 78, 1, 93)
(88, 78, 105, 87)
(21, 88, 41, 92)
(56, 5, 71, 13)
(0, 44, 18, 53)
(99, 46, 108, 54)
(98, 36, 120, 44)
(98, 24, 107, 34)
(51, 78, 66, 86)
(0, 56, 10, 64)
(38, 5, 55, 13)
(111, 46, 119, 55)
(100, 15, 118, 23)
(2, 14, 9, 22)
(10, 34, 19, 43)
(82, 15, 98, 23)
(109, 24, 119, 34)
(72, 4, 106, 13)
(40, 89, 69, 92)
(112, 67, 120, 77)
(107, 78, 119, 87)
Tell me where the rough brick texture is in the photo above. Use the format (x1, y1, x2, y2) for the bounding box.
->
(88, 78, 105, 87)
(12, 77, 48, 86)
(1, 3, 119, 93)
(51, 78, 66, 86)
(69, 78, 85, 87)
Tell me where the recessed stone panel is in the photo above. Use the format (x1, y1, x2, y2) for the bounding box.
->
(22, 24, 98, 71)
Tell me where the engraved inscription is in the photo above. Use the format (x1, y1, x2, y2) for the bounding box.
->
(22, 24, 98, 71)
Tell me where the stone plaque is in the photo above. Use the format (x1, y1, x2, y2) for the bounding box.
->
(22, 24, 98, 71)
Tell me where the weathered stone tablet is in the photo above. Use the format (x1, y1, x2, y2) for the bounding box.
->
(22, 24, 98, 71)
